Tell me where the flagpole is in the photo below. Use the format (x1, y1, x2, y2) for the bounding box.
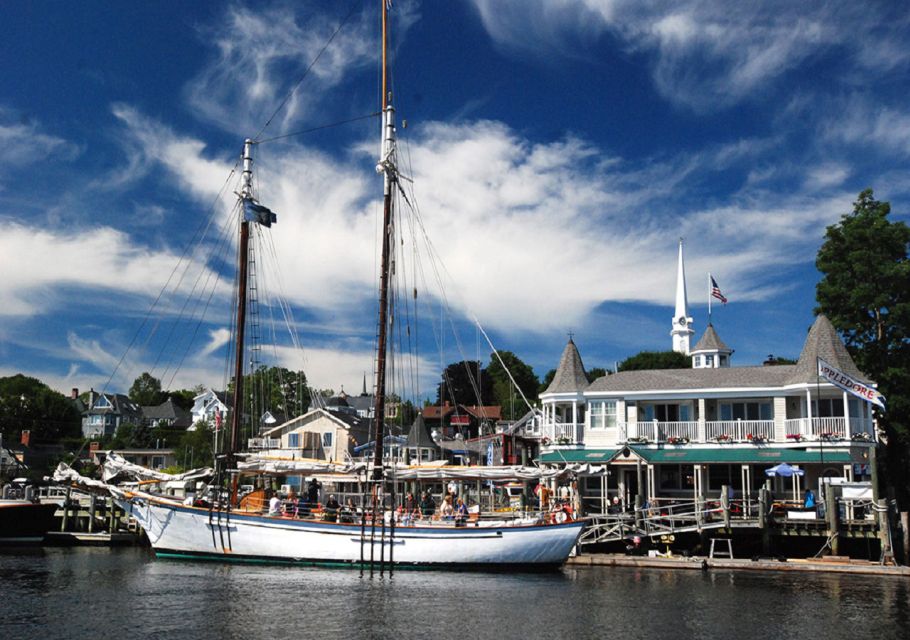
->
(816, 356, 825, 478)
(707, 272, 712, 325)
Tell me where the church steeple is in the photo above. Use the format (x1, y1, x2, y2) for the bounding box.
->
(671, 239, 695, 354)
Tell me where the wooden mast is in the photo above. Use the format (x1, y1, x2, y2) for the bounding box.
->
(229, 139, 255, 465)
(372, 0, 394, 482)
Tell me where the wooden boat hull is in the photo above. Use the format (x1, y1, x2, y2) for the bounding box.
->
(116, 496, 584, 569)
(0, 501, 59, 544)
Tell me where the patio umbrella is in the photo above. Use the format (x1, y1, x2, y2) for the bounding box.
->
(764, 462, 805, 478)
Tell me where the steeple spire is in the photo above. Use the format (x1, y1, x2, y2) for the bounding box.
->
(671, 238, 695, 354)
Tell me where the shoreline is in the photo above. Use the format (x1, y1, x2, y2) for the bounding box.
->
(568, 553, 910, 577)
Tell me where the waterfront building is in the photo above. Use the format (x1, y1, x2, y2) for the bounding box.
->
(538, 246, 877, 514)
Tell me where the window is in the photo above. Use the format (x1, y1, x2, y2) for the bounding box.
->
(705, 355, 715, 367)
(288, 433, 300, 448)
(720, 402, 772, 421)
(812, 398, 845, 417)
(694, 356, 702, 367)
(643, 404, 689, 422)
(589, 400, 616, 429)
(322, 432, 333, 447)
(719, 355, 728, 366)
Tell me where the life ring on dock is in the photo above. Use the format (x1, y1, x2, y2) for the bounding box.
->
(552, 510, 569, 524)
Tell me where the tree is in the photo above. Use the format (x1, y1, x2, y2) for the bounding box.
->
(587, 367, 608, 382)
(485, 351, 540, 420)
(0, 374, 81, 442)
(539, 369, 556, 394)
(167, 389, 198, 411)
(816, 188, 910, 504)
(176, 423, 216, 469)
(618, 351, 690, 371)
(436, 361, 494, 406)
(129, 372, 165, 407)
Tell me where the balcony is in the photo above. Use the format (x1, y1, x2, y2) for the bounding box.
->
(705, 420, 774, 443)
(625, 421, 699, 443)
(540, 421, 583, 444)
(784, 417, 874, 441)
(247, 437, 280, 450)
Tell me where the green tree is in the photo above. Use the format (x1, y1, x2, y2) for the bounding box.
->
(129, 372, 165, 406)
(177, 423, 216, 469)
(539, 369, 556, 394)
(166, 389, 198, 411)
(485, 351, 540, 420)
(587, 367, 608, 382)
(617, 351, 690, 371)
(0, 374, 81, 442)
(815, 188, 910, 504)
(435, 360, 494, 406)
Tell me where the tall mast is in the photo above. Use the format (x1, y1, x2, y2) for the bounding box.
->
(372, 0, 396, 482)
(229, 139, 254, 460)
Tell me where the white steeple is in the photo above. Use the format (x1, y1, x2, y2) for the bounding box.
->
(671, 238, 695, 354)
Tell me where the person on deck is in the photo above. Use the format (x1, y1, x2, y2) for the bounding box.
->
(538, 484, 551, 513)
(340, 498, 357, 523)
(439, 494, 455, 521)
(323, 494, 340, 522)
(267, 491, 281, 516)
(306, 477, 322, 515)
(420, 491, 436, 518)
(454, 497, 468, 527)
(804, 488, 816, 510)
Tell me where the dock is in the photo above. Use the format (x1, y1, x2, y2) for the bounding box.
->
(568, 553, 910, 577)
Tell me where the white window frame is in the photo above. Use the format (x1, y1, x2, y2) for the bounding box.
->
(589, 400, 617, 430)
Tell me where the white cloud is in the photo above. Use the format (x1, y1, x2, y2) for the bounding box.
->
(184, 2, 419, 135)
(0, 108, 79, 168)
(469, 0, 907, 111)
(0, 222, 226, 317)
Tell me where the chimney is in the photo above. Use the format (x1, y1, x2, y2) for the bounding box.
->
(20, 430, 30, 447)
(71, 387, 79, 400)
(88, 388, 96, 409)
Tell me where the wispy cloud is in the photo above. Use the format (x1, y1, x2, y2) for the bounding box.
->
(469, 0, 909, 111)
(0, 107, 79, 168)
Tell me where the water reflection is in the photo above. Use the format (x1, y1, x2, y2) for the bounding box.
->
(1, 548, 908, 640)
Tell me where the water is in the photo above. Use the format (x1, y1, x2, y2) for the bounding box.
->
(1, 547, 908, 640)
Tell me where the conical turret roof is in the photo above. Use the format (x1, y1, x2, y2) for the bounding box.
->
(406, 413, 437, 449)
(544, 338, 589, 394)
(787, 314, 869, 384)
(692, 324, 731, 353)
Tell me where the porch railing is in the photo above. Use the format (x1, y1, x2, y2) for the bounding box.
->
(247, 437, 280, 450)
(541, 421, 583, 444)
(784, 417, 873, 440)
(627, 421, 699, 443)
(705, 420, 774, 442)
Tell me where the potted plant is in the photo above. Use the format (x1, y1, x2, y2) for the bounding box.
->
(851, 432, 871, 441)
(556, 436, 571, 445)
(714, 433, 732, 443)
(785, 433, 803, 442)
(667, 436, 689, 445)
(746, 433, 766, 444)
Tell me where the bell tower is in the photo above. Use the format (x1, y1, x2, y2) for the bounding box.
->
(671, 239, 694, 354)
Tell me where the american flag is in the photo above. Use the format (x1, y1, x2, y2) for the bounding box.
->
(711, 276, 728, 304)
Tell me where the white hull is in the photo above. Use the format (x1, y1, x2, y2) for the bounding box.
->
(117, 495, 584, 568)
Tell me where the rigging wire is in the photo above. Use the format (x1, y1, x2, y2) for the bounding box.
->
(253, 0, 366, 142)
(256, 112, 381, 144)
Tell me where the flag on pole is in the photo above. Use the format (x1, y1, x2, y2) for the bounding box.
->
(710, 276, 728, 304)
(817, 357, 886, 410)
(243, 199, 277, 227)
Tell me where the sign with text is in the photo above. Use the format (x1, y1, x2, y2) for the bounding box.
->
(817, 358, 886, 410)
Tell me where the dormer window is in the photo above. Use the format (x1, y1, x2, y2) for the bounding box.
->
(706, 355, 715, 367)
(694, 355, 702, 367)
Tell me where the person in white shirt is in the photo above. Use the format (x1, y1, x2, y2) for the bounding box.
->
(268, 493, 282, 516)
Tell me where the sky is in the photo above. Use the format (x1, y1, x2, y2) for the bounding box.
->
(1, 0, 909, 404)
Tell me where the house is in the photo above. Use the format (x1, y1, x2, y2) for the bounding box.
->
(142, 397, 192, 429)
(538, 243, 877, 511)
(253, 408, 373, 463)
(188, 389, 231, 430)
(421, 402, 502, 439)
(81, 389, 143, 438)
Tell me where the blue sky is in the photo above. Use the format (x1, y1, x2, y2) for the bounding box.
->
(2, 0, 909, 402)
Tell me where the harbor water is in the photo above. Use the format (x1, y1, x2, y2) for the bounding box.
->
(1, 547, 908, 639)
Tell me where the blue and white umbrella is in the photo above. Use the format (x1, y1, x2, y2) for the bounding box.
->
(764, 462, 805, 478)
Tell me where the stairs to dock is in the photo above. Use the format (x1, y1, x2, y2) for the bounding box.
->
(578, 501, 734, 546)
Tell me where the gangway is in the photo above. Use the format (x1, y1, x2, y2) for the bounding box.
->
(578, 500, 734, 546)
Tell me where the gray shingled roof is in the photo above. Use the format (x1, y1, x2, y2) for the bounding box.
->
(586, 365, 796, 393)
(787, 314, 869, 385)
(406, 413, 437, 449)
(691, 324, 730, 353)
(544, 339, 589, 394)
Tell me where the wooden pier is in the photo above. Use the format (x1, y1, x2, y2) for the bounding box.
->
(41, 487, 143, 546)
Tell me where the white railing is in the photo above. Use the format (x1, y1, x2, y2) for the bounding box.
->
(624, 421, 699, 443)
(247, 437, 280, 450)
(541, 422, 583, 444)
(705, 420, 774, 442)
(784, 417, 873, 440)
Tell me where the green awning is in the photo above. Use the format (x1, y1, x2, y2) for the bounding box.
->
(630, 447, 855, 465)
(539, 447, 856, 465)
(538, 449, 617, 463)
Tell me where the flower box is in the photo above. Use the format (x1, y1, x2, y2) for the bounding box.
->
(627, 436, 649, 444)
(851, 432, 871, 441)
(785, 433, 803, 442)
(666, 436, 689, 445)
(746, 433, 767, 444)
(714, 434, 732, 443)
